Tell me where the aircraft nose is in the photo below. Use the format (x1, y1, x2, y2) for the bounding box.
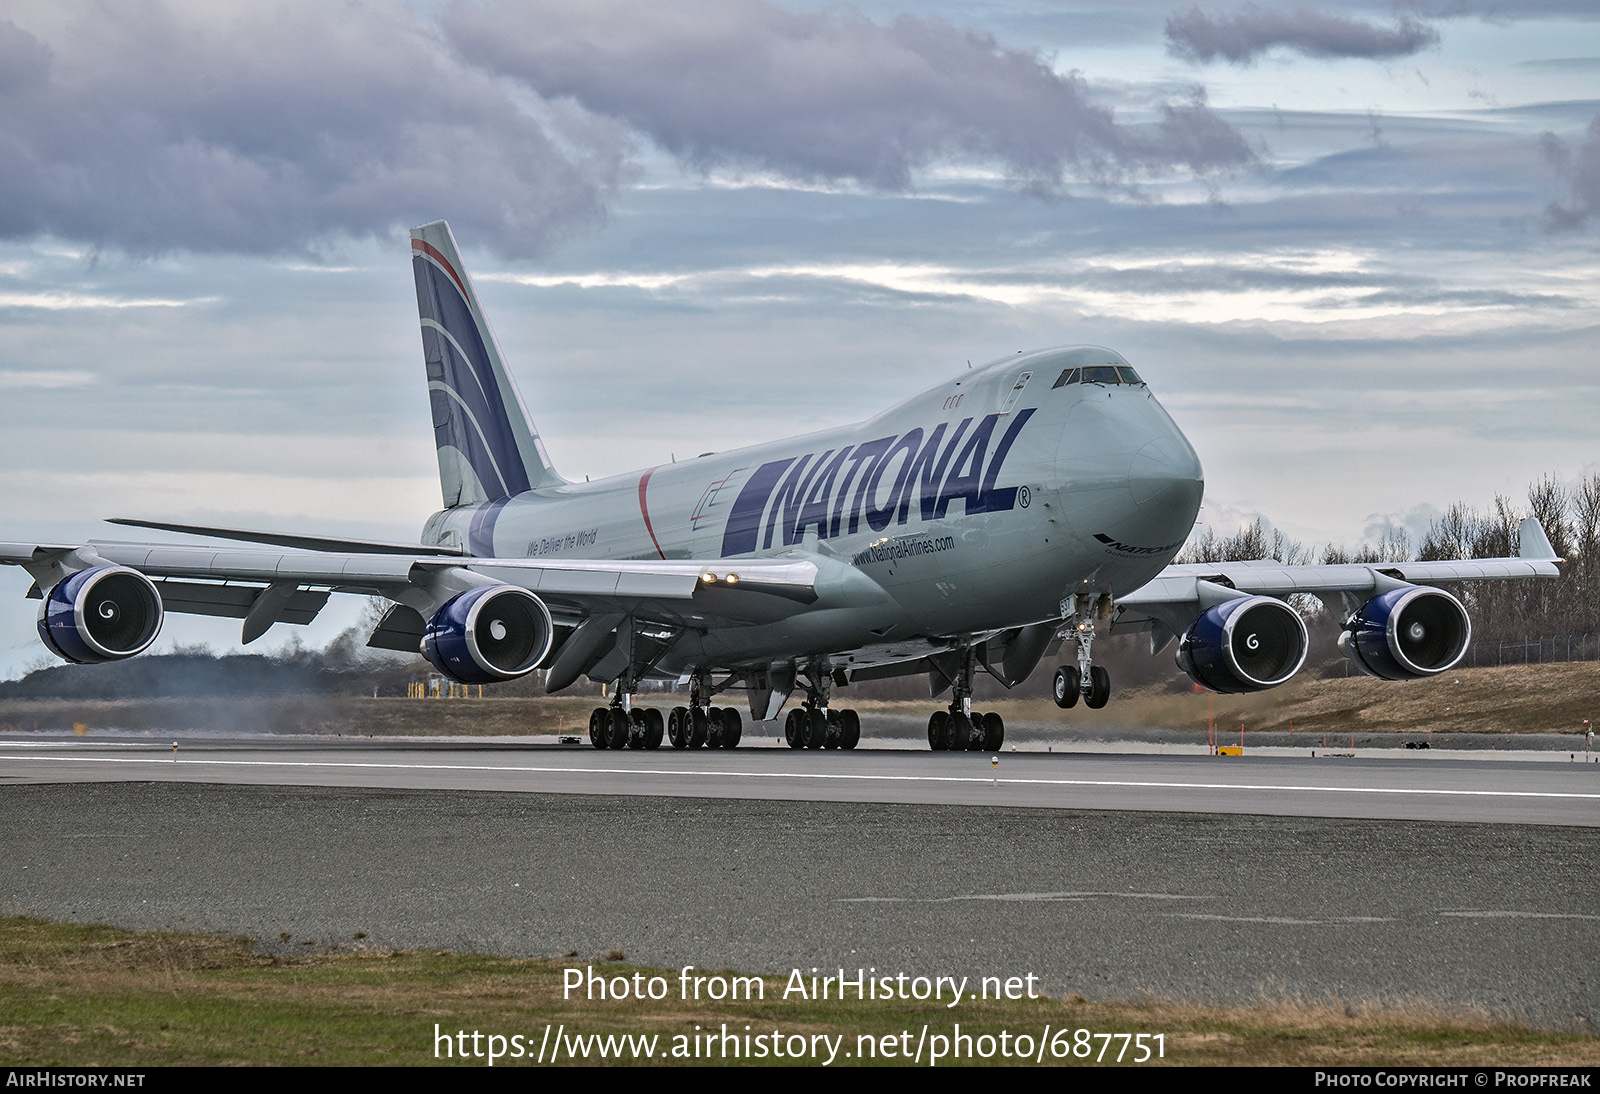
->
(1129, 433, 1204, 515)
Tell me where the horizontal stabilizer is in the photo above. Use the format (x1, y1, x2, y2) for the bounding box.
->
(107, 518, 463, 557)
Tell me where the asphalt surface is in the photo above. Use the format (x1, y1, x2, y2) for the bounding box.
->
(2, 735, 1597, 826)
(1, 776, 1596, 1031)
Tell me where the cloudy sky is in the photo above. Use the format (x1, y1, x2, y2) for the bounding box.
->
(1, 0, 1596, 672)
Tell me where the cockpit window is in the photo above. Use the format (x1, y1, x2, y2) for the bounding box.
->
(1044, 349, 1149, 391)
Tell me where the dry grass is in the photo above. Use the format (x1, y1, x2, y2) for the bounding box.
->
(0, 918, 1595, 1067)
(1, 661, 1595, 740)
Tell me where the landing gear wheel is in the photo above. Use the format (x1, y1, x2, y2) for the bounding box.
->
(706, 707, 725, 749)
(1085, 665, 1111, 709)
(606, 707, 630, 749)
(824, 709, 842, 749)
(667, 706, 687, 748)
(839, 708, 860, 750)
(1053, 666, 1080, 709)
(784, 709, 805, 749)
(687, 707, 709, 749)
(627, 707, 647, 748)
(719, 707, 742, 749)
(805, 709, 827, 749)
(982, 712, 1004, 750)
(928, 710, 951, 751)
(949, 711, 979, 751)
(589, 707, 609, 749)
(643, 707, 664, 750)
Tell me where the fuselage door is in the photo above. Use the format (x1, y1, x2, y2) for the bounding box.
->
(1000, 371, 1031, 416)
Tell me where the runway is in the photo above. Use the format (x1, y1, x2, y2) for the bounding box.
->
(1, 780, 1595, 1031)
(2, 734, 1596, 826)
(2, 734, 1596, 1031)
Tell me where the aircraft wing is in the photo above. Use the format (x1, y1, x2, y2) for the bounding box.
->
(0, 537, 857, 683)
(1111, 517, 1562, 669)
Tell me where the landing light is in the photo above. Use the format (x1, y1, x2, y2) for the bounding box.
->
(701, 572, 718, 584)
(726, 573, 740, 584)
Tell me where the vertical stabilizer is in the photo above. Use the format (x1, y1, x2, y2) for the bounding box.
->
(410, 221, 565, 506)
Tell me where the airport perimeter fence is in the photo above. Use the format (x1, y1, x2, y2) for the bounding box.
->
(1461, 633, 1599, 667)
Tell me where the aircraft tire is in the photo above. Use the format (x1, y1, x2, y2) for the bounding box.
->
(720, 707, 742, 749)
(824, 709, 842, 749)
(1086, 666, 1111, 709)
(607, 707, 630, 749)
(1053, 667, 1080, 709)
(840, 709, 860, 750)
(644, 707, 665, 750)
(667, 706, 687, 749)
(805, 709, 827, 749)
(627, 707, 647, 748)
(950, 712, 977, 750)
(784, 709, 804, 748)
(589, 707, 609, 749)
(687, 706, 709, 749)
(927, 710, 950, 750)
(982, 712, 1005, 750)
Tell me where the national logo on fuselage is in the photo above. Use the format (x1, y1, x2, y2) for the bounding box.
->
(719, 410, 1035, 557)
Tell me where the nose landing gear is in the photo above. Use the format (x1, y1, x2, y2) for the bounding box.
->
(1053, 593, 1112, 710)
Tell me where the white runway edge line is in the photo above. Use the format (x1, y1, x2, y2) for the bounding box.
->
(3, 754, 1598, 801)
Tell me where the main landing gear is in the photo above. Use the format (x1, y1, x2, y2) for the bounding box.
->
(925, 646, 1004, 751)
(587, 703, 664, 750)
(585, 671, 743, 750)
(781, 664, 860, 750)
(1052, 593, 1111, 710)
(667, 672, 743, 750)
(927, 707, 1004, 751)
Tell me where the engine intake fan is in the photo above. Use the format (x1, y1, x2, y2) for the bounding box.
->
(1177, 595, 1308, 694)
(422, 585, 554, 684)
(37, 565, 164, 664)
(1340, 586, 1470, 680)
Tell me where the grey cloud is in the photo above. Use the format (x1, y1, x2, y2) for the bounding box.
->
(1540, 114, 1600, 230)
(442, 0, 1255, 192)
(0, 3, 630, 257)
(1398, 1, 1600, 19)
(1166, 4, 1440, 65)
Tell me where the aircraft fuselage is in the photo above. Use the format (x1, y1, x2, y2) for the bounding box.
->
(420, 346, 1205, 675)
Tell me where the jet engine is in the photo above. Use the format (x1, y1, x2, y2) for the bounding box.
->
(421, 584, 555, 684)
(1176, 595, 1308, 694)
(36, 565, 164, 664)
(1339, 586, 1470, 680)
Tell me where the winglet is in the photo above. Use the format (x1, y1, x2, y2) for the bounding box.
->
(1518, 518, 1561, 561)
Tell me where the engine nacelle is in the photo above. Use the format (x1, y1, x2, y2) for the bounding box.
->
(422, 585, 554, 684)
(1339, 586, 1470, 680)
(36, 565, 164, 665)
(1177, 595, 1308, 694)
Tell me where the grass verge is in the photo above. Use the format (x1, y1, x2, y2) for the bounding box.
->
(0, 917, 1595, 1067)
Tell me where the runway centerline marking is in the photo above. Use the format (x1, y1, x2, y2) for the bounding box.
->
(4, 753, 1598, 801)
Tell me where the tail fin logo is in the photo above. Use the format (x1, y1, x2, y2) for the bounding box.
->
(409, 221, 564, 507)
